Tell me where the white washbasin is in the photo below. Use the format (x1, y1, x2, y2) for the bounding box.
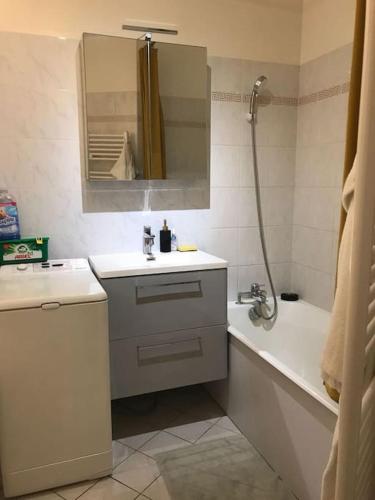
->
(89, 250, 227, 278)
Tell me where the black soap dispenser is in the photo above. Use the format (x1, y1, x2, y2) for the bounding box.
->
(160, 219, 171, 253)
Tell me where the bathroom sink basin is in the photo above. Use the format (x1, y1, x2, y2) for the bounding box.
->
(89, 251, 227, 278)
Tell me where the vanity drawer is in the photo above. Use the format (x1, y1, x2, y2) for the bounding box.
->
(102, 269, 227, 340)
(109, 325, 227, 398)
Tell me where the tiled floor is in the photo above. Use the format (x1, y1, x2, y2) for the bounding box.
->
(1, 385, 295, 500)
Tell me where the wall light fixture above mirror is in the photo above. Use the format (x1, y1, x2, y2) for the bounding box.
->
(78, 32, 211, 212)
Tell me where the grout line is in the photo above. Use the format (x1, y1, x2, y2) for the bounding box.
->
(162, 428, 197, 445)
(113, 435, 163, 465)
(54, 492, 67, 500)
(292, 224, 337, 233)
(191, 419, 220, 444)
(115, 429, 162, 453)
(291, 261, 333, 276)
(138, 474, 161, 497)
(111, 476, 145, 496)
(54, 478, 99, 500)
(111, 443, 137, 471)
(72, 480, 99, 500)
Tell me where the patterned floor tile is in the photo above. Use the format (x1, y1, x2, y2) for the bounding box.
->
(19, 493, 62, 500)
(55, 480, 96, 500)
(142, 476, 172, 500)
(118, 431, 159, 451)
(79, 478, 138, 500)
(195, 423, 238, 443)
(112, 451, 160, 493)
(165, 418, 214, 443)
(112, 441, 135, 469)
(216, 416, 241, 433)
(139, 432, 191, 458)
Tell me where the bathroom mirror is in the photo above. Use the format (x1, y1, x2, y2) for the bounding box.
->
(80, 33, 210, 191)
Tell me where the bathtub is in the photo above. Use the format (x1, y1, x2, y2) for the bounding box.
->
(206, 299, 338, 500)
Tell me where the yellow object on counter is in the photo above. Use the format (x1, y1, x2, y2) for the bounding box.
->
(177, 245, 198, 252)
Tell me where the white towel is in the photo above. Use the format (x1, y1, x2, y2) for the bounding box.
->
(321, 158, 357, 394)
(321, 374, 375, 500)
(110, 132, 136, 181)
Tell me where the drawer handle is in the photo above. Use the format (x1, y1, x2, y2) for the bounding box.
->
(136, 280, 202, 304)
(137, 337, 203, 365)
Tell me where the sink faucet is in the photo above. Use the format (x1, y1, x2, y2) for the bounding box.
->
(143, 226, 155, 260)
(237, 282, 268, 320)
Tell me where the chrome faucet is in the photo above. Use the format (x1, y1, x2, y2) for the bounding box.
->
(237, 282, 268, 320)
(143, 226, 155, 260)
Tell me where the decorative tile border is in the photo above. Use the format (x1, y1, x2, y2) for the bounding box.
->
(298, 81, 350, 106)
(211, 81, 350, 107)
(211, 91, 242, 103)
(243, 94, 298, 106)
(87, 115, 206, 128)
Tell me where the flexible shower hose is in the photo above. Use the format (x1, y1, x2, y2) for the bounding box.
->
(250, 118, 278, 320)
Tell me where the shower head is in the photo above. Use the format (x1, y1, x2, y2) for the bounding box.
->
(253, 75, 268, 94)
(248, 75, 268, 122)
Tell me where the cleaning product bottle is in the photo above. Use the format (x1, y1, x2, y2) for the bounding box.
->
(0, 189, 20, 240)
(171, 229, 178, 251)
(160, 219, 171, 253)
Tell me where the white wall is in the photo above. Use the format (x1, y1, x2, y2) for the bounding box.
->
(0, 0, 302, 64)
(300, 0, 355, 63)
(0, 30, 298, 302)
(0, 0, 357, 309)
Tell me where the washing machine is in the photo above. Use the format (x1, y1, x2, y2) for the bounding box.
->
(0, 259, 112, 497)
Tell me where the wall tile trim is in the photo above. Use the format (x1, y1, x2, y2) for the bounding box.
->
(211, 81, 350, 107)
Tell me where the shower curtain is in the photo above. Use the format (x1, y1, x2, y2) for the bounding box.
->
(322, 0, 366, 402)
(338, 0, 366, 244)
(322, 0, 366, 405)
(139, 44, 166, 180)
(321, 1, 375, 499)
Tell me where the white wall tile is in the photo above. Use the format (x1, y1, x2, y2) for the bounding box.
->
(227, 266, 239, 301)
(292, 225, 333, 274)
(291, 263, 334, 311)
(209, 56, 244, 93)
(206, 228, 239, 266)
(261, 187, 294, 226)
(0, 84, 79, 140)
(4, 31, 352, 313)
(238, 227, 263, 266)
(238, 263, 291, 296)
(0, 32, 78, 92)
(238, 188, 259, 227)
(293, 187, 338, 231)
(295, 142, 345, 188)
(239, 146, 295, 187)
(247, 104, 297, 148)
(211, 101, 245, 146)
(210, 187, 240, 228)
(211, 145, 240, 187)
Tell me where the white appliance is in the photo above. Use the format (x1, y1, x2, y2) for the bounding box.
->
(0, 259, 112, 497)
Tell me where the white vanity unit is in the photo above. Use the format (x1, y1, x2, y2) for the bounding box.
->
(89, 251, 228, 399)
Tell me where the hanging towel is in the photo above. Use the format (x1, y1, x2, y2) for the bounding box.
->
(321, 376, 375, 500)
(110, 132, 136, 181)
(321, 157, 357, 399)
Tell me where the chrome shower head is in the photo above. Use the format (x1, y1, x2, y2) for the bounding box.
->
(253, 75, 268, 93)
(248, 75, 268, 122)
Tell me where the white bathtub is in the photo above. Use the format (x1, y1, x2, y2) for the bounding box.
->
(207, 299, 338, 500)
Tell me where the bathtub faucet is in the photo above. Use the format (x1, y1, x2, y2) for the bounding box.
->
(237, 283, 268, 320)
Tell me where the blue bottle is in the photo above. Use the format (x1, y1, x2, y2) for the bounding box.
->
(0, 189, 21, 240)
